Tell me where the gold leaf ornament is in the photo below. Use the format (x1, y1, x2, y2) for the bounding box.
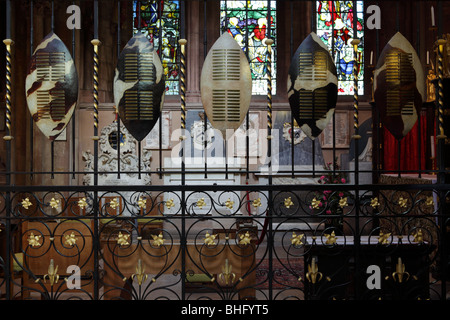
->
(117, 232, 130, 247)
(196, 198, 207, 209)
(284, 197, 294, 209)
(109, 198, 120, 209)
(325, 231, 337, 245)
(225, 198, 234, 210)
(239, 231, 251, 246)
(370, 197, 380, 208)
(311, 197, 321, 210)
(378, 231, 391, 245)
(21, 197, 33, 209)
(425, 196, 434, 207)
(77, 197, 87, 209)
(252, 198, 262, 208)
(64, 232, 78, 246)
(27, 233, 42, 247)
(339, 197, 348, 208)
(49, 197, 60, 209)
(138, 196, 147, 209)
(204, 233, 217, 246)
(398, 197, 408, 208)
(151, 232, 165, 247)
(165, 198, 175, 209)
(291, 232, 304, 246)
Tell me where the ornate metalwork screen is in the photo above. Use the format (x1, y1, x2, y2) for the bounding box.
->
(0, 0, 449, 303)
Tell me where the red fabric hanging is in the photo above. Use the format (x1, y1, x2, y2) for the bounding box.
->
(383, 112, 431, 172)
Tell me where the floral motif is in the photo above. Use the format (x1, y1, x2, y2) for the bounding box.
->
(425, 196, 434, 207)
(311, 197, 322, 210)
(64, 232, 77, 246)
(49, 197, 60, 209)
(284, 197, 294, 209)
(239, 231, 251, 246)
(252, 198, 262, 208)
(109, 198, 120, 209)
(412, 229, 424, 244)
(291, 232, 304, 246)
(77, 197, 87, 209)
(325, 231, 337, 245)
(225, 198, 234, 210)
(151, 232, 165, 247)
(204, 233, 217, 246)
(398, 197, 408, 208)
(165, 198, 175, 209)
(117, 231, 130, 246)
(196, 198, 207, 209)
(339, 197, 348, 208)
(21, 197, 33, 209)
(27, 233, 42, 247)
(378, 231, 391, 245)
(370, 197, 380, 208)
(138, 196, 147, 209)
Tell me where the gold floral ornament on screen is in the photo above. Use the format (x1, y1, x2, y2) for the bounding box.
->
(204, 233, 217, 246)
(225, 198, 234, 210)
(138, 196, 147, 209)
(311, 197, 321, 210)
(252, 198, 262, 208)
(398, 197, 408, 208)
(425, 196, 434, 207)
(165, 198, 175, 209)
(64, 232, 77, 247)
(219, 259, 236, 286)
(339, 197, 348, 208)
(43, 259, 59, 286)
(378, 231, 391, 245)
(49, 197, 60, 209)
(117, 231, 130, 247)
(291, 232, 304, 247)
(131, 259, 148, 286)
(196, 198, 207, 209)
(21, 197, 33, 209)
(239, 231, 251, 246)
(77, 197, 87, 209)
(109, 198, 120, 209)
(27, 233, 42, 247)
(412, 229, 424, 244)
(370, 197, 380, 208)
(284, 197, 294, 209)
(151, 232, 165, 247)
(325, 231, 337, 245)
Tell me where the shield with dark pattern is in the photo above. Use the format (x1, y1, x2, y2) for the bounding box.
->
(25, 32, 78, 141)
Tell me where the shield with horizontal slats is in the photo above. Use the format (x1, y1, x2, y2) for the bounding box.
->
(201, 32, 252, 138)
(25, 32, 78, 141)
(287, 32, 338, 140)
(114, 31, 165, 142)
(373, 32, 425, 140)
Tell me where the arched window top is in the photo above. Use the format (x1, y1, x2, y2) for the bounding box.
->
(220, 0, 277, 96)
(316, 1, 364, 95)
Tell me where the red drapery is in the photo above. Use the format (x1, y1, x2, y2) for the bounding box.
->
(383, 112, 434, 172)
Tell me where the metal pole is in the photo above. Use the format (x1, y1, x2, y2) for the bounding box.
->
(91, 0, 100, 300)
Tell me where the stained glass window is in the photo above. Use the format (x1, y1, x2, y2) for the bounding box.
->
(133, 1, 180, 95)
(316, 1, 364, 95)
(220, 1, 277, 95)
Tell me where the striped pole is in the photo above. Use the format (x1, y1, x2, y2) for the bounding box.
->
(91, 39, 101, 141)
(179, 39, 187, 184)
(179, 39, 187, 132)
(266, 38, 274, 176)
(3, 39, 13, 141)
(351, 38, 361, 141)
(436, 39, 447, 141)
